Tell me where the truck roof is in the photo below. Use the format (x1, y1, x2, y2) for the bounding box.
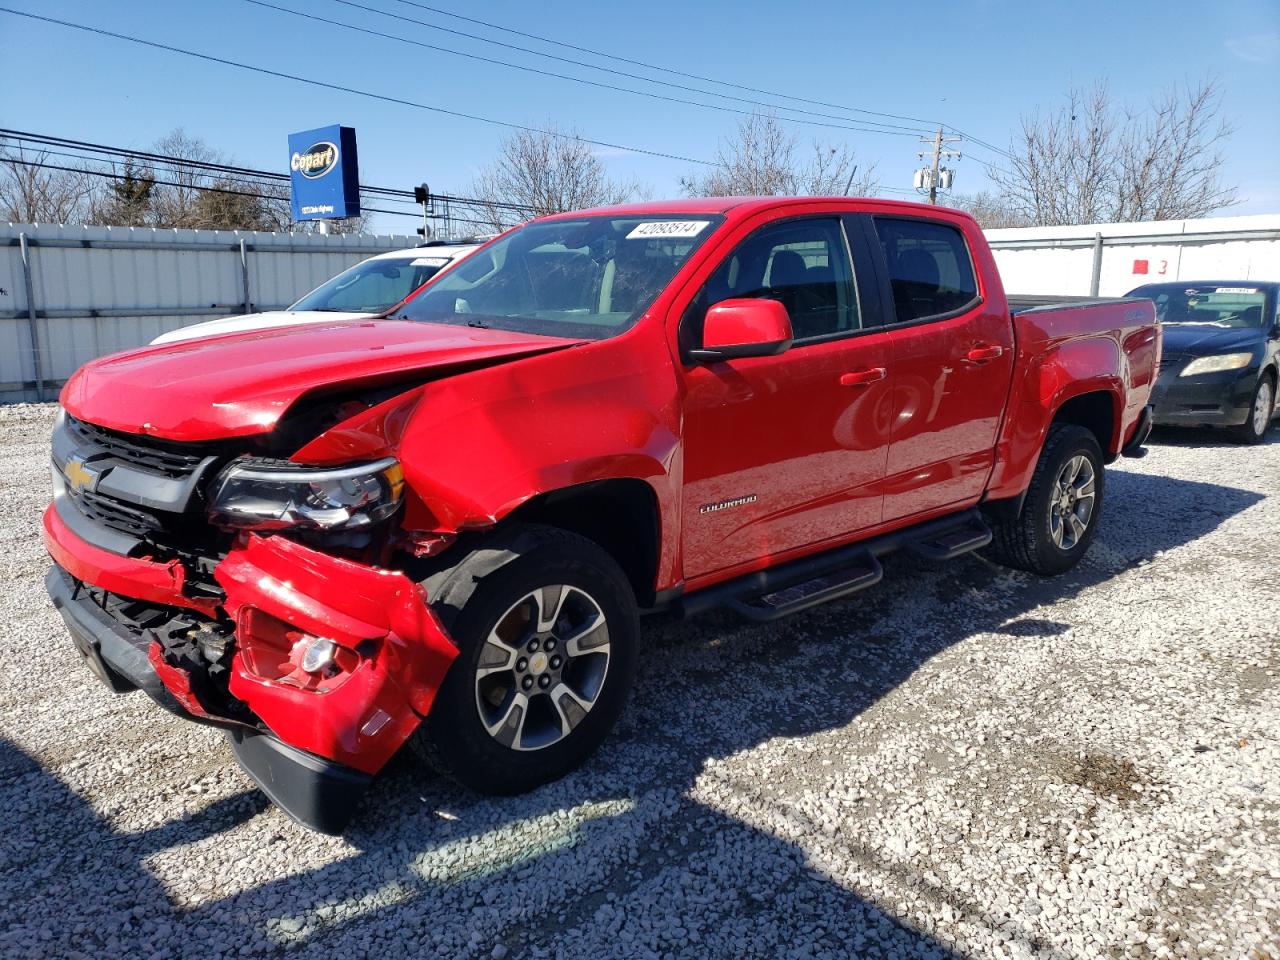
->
(538, 196, 966, 221)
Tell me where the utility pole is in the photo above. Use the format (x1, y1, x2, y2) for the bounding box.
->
(843, 164, 859, 196)
(915, 126, 962, 204)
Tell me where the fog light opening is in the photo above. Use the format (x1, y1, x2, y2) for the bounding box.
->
(237, 608, 360, 692)
(300, 636, 338, 675)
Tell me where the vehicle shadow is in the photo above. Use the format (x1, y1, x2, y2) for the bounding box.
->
(1148, 424, 1279, 447)
(1, 468, 1263, 958)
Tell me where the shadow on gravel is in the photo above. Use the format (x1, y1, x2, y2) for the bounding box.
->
(1148, 424, 1279, 448)
(0, 735, 270, 957)
(2, 469, 1263, 959)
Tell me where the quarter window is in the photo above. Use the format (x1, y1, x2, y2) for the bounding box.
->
(693, 218, 858, 344)
(874, 218, 978, 323)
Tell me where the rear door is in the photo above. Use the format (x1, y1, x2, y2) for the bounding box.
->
(678, 215, 894, 581)
(861, 214, 1016, 521)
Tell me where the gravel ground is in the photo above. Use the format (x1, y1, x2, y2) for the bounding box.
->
(0, 401, 1276, 960)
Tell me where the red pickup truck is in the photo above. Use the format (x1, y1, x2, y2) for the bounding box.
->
(44, 197, 1158, 832)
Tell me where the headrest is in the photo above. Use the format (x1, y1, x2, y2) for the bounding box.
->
(896, 249, 939, 290)
(769, 249, 808, 287)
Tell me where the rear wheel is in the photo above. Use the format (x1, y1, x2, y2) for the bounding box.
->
(412, 525, 638, 795)
(1231, 374, 1275, 445)
(983, 423, 1105, 575)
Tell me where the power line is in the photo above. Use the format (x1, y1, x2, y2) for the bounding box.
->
(322, 0, 927, 135)
(970, 157, 1017, 180)
(944, 125, 1016, 163)
(0, 7, 715, 166)
(3, 133, 925, 215)
(382, 0, 941, 129)
(243, 0, 924, 138)
(1, 128, 543, 213)
(3, 156, 524, 231)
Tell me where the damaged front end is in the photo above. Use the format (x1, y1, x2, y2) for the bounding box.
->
(44, 409, 458, 833)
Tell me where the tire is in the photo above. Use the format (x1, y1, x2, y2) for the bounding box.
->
(412, 524, 638, 795)
(1230, 374, 1275, 445)
(983, 424, 1105, 576)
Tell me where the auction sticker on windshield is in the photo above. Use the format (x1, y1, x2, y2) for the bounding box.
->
(626, 221, 711, 239)
(412, 257, 450, 267)
(1213, 287, 1259, 294)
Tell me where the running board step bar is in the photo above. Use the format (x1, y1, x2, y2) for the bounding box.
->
(677, 509, 993, 623)
(728, 554, 883, 622)
(905, 516, 993, 562)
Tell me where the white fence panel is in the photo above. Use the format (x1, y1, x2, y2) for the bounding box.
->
(988, 214, 1280, 298)
(5, 214, 1276, 404)
(0, 223, 416, 403)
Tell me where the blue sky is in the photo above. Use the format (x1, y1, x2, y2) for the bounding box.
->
(2, 0, 1278, 231)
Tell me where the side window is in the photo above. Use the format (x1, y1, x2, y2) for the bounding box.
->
(690, 218, 858, 345)
(874, 218, 978, 323)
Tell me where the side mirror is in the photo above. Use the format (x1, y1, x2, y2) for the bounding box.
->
(688, 298, 794, 362)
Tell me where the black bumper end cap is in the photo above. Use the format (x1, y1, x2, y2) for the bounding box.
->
(228, 728, 372, 835)
(1121, 405, 1154, 458)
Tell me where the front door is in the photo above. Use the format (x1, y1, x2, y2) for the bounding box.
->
(679, 216, 894, 582)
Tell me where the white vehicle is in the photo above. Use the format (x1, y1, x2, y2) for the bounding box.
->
(151, 240, 483, 345)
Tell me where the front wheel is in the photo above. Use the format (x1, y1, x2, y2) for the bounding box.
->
(412, 525, 638, 795)
(1231, 375, 1275, 445)
(983, 423, 1105, 576)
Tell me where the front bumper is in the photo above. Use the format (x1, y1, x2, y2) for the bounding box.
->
(1150, 366, 1258, 427)
(43, 505, 458, 833)
(46, 565, 373, 832)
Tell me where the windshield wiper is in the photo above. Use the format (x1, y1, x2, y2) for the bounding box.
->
(466, 318, 490, 328)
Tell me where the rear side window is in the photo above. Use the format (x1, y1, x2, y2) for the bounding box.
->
(874, 218, 978, 323)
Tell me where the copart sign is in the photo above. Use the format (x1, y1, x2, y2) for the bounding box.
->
(287, 124, 361, 221)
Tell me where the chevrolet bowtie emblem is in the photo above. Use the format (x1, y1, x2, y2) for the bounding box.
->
(63, 456, 99, 494)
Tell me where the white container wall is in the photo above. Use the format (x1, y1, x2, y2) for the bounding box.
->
(987, 214, 1280, 298)
(0, 223, 417, 403)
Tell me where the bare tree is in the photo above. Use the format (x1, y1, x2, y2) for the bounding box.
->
(0, 143, 96, 224)
(948, 191, 1031, 229)
(2, 131, 372, 233)
(149, 128, 223, 227)
(681, 112, 879, 198)
(990, 80, 1237, 226)
(1113, 82, 1238, 221)
(88, 158, 156, 227)
(184, 178, 290, 232)
(470, 124, 642, 231)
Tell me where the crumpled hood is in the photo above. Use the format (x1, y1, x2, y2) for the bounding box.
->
(1160, 323, 1264, 357)
(62, 319, 582, 442)
(150, 310, 372, 345)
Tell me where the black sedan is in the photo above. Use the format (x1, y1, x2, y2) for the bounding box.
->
(1128, 281, 1280, 444)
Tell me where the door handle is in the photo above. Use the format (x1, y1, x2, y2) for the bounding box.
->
(839, 367, 887, 387)
(965, 344, 1004, 362)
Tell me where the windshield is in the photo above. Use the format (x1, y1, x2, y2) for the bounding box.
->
(391, 214, 723, 339)
(1131, 284, 1270, 328)
(290, 255, 456, 313)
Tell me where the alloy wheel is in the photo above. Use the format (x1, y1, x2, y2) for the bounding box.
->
(474, 584, 611, 752)
(1049, 454, 1097, 550)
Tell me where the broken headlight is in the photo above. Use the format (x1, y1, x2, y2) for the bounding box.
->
(208, 457, 404, 531)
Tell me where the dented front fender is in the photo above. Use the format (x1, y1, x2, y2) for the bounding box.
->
(214, 535, 458, 774)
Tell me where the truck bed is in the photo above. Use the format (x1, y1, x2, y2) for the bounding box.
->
(1008, 294, 1148, 312)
